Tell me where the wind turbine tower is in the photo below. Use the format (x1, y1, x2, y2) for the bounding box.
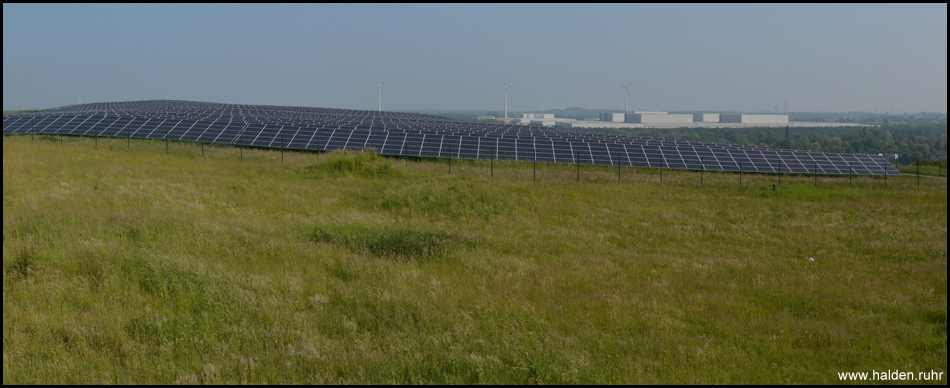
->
(504, 79, 513, 118)
(377, 79, 386, 112)
(621, 81, 632, 112)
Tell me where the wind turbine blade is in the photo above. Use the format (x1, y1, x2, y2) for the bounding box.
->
(627, 81, 633, 89)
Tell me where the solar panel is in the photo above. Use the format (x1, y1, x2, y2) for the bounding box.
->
(2, 100, 902, 176)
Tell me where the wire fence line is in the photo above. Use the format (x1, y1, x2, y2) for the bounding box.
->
(5, 132, 933, 191)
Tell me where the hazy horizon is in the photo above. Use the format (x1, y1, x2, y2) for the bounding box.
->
(3, 4, 947, 114)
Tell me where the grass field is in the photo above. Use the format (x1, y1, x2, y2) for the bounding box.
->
(3, 135, 946, 384)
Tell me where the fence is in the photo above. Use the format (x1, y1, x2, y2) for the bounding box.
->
(6, 132, 941, 191)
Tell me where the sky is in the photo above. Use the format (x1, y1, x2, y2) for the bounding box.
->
(2, 4, 947, 114)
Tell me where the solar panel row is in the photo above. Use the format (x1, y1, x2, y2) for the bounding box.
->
(2, 100, 902, 176)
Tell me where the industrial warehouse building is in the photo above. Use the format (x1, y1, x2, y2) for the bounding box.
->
(719, 114, 789, 124)
(599, 113, 627, 122)
(625, 113, 693, 124)
(693, 113, 720, 122)
(513, 111, 829, 129)
(602, 112, 788, 124)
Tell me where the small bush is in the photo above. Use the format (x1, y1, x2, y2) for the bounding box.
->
(304, 150, 401, 178)
(10, 245, 36, 279)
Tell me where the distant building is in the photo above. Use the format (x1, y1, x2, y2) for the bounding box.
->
(692, 113, 720, 123)
(719, 114, 788, 124)
(625, 113, 693, 124)
(559, 121, 643, 129)
(519, 118, 551, 126)
(518, 113, 573, 127)
(599, 113, 627, 122)
(522, 113, 554, 119)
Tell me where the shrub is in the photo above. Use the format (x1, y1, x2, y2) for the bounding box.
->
(304, 149, 401, 178)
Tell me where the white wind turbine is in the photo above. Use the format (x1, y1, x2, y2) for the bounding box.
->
(377, 78, 386, 112)
(621, 81, 632, 112)
(504, 79, 513, 118)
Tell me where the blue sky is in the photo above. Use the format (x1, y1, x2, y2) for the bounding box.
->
(3, 4, 946, 113)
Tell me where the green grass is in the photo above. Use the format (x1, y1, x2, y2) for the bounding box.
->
(3, 135, 947, 384)
(898, 164, 947, 178)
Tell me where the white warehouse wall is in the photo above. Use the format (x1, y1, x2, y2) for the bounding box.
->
(626, 113, 693, 124)
(693, 113, 720, 122)
(720, 114, 788, 123)
(600, 113, 626, 122)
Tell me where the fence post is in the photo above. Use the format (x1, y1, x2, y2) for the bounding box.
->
(491, 147, 494, 178)
(814, 162, 818, 187)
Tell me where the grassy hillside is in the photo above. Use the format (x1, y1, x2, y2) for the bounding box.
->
(3, 135, 946, 384)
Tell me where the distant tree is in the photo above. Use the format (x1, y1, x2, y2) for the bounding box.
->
(825, 137, 844, 153)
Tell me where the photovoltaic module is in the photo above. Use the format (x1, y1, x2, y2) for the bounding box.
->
(2, 100, 902, 176)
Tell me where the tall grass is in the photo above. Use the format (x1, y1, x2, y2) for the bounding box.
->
(2, 135, 946, 384)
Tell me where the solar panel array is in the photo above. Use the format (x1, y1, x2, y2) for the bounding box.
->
(3, 100, 901, 176)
